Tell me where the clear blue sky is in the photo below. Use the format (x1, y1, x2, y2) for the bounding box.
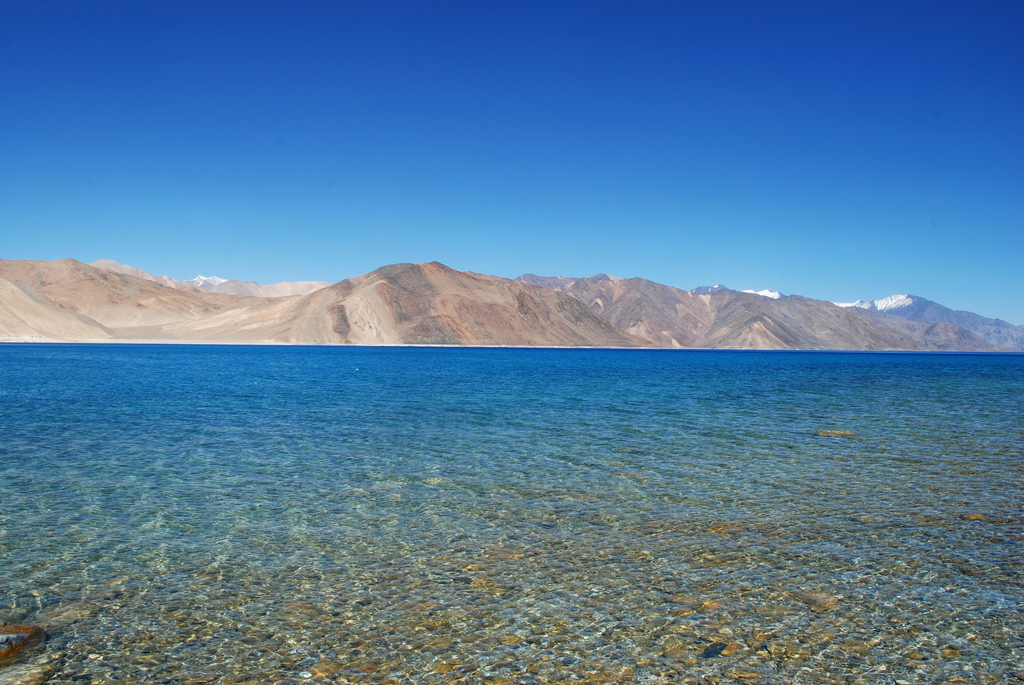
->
(2, 1, 1022, 323)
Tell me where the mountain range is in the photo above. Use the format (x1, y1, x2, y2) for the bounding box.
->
(1, 257, 1020, 351)
(516, 274, 1010, 351)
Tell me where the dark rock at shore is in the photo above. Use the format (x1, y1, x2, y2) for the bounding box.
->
(0, 624, 45, 665)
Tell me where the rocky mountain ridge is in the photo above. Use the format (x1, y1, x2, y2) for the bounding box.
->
(157, 261, 645, 346)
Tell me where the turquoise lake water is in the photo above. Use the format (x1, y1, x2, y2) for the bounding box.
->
(1, 344, 1022, 684)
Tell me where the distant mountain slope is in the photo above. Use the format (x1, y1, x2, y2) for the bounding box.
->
(0, 277, 113, 341)
(836, 294, 1024, 351)
(518, 274, 997, 351)
(90, 259, 190, 289)
(516, 274, 580, 290)
(703, 292, 995, 351)
(691, 284, 730, 295)
(0, 258, 271, 329)
(165, 262, 648, 346)
(844, 308, 1008, 352)
(90, 259, 330, 298)
(183, 274, 332, 298)
(517, 273, 713, 347)
(201, 278, 332, 298)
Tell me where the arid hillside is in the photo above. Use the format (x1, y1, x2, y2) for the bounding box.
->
(0, 258, 273, 330)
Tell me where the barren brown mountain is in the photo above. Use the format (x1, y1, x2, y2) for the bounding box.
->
(517, 274, 997, 351)
(519, 273, 714, 347)
(164, 262, 648, 346)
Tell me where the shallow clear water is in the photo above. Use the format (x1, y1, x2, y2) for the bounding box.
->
(1, 345, 1022, 684)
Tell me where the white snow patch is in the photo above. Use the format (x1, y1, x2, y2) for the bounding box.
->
(834, 300, 874, 309)
(833, 294, 913, 312)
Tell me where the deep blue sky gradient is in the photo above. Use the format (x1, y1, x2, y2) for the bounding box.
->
(2, 1, 1022, 322)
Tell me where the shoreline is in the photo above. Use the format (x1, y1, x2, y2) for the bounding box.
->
(2, 338, 1022, 354)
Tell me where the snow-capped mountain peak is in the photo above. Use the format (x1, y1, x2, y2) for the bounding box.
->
(186, 275, 227, 289)
(834, 294, 914, 312)
(874, 294, 914, 312)
(742, 288, 783, 299)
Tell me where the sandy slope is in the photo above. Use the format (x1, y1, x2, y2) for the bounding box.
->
(0, 277, 112, 341)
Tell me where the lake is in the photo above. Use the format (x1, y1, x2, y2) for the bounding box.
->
(1, 345, 1021, 683)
